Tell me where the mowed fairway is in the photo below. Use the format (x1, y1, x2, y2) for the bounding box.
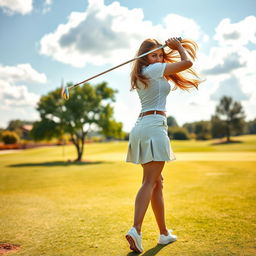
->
(0, 135, 256, 256)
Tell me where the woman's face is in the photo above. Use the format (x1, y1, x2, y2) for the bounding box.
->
(147, 48, 164, 64)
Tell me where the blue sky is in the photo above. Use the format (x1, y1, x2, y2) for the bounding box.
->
(0, 0, 255, 132)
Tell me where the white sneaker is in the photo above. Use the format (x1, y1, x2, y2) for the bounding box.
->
(125, 227, 144, 253)
(158, 229, 177, 245)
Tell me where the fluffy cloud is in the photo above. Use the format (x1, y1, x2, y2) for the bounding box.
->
(199, 15, 256, 111)
(0, 64, 47, 84)
(163, 14, 204, 41)
(0, 80, 40, 107)
(39, 0, 206, 67)
(43, 0, 53, 14)
(0, 64, 46, 108)
(210, 75, 250, 102)
(0, 0, 33, 15)
(201, 47, 247, 75)
(214, 16, 256, 46)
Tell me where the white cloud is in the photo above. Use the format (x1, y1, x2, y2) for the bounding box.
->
(201, 46, 247, 75)
(214, 16, 256, 46)
(210, 75, 250, 102)
(199, 16, 256, 113)
(163, 14, 203, 40)
(0, 64, 46, 109)
(0, 80, 40, 107)
(43, 0, 53, 14)
(39, 0, 207, 67)
(0, 64, 47, 84)
(0, 0, 33, 15)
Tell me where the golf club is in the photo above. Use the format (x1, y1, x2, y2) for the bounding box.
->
(61, 37, 182, 100)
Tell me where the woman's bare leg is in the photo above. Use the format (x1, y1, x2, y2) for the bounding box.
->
(151, 175, 168, 235)
(133, 161, 165, 234)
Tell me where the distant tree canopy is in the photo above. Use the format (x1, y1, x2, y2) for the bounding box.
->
(31, 82, 124, 161)
(246, 118, 256, 134)
(168, 126, 190, 140)
(1, 130, 19, 144)
(6, 120, 33, 139)
(183, 120, 211, 140)
(212, 96, 246, 141)
(167, 116, 178, 127)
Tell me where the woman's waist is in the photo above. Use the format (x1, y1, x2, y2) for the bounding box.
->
(134, 112, 167, 127)
(139, 110, 166, 118)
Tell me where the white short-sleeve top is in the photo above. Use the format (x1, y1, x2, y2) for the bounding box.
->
(136, 62, 171, 112)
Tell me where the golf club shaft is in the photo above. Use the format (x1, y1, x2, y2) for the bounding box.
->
(68, 44, 167, 90)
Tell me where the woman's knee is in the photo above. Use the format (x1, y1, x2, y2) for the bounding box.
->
(153, 175, 164, 190)
(143, 178, 157, 187)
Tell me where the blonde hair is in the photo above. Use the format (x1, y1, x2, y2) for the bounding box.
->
(130, 38, 202, 90)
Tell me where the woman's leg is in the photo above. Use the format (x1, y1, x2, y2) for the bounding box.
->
(133, 161, 165, 234)
(151, 175, 168, 235)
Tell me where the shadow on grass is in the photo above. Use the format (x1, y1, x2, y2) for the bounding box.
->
(211, 140, 243, 145)
(126, 244, 167, 256)
(8, 160, 107, 167)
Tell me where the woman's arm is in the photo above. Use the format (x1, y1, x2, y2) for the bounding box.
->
(164, 38, 193, 75)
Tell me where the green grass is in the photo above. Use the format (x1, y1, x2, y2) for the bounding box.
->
(0, 135, 256, 256)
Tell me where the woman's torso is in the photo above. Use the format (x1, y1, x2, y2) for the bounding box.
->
(136, 62, 171, 113)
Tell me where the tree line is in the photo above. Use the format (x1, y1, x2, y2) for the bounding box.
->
(168, 96, 256, 142)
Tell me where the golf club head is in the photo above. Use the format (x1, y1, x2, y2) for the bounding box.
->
(61, 87, 69, 100)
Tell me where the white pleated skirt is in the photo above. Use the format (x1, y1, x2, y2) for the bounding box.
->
(126, 114, 176, 164)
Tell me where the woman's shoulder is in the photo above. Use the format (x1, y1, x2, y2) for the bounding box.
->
(142, 63, 166, 79)
(143, 62, 166, 71)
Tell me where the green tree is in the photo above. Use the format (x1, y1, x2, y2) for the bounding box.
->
(31, 82, 122, 161)
(7, 119, 33, 139)
(183, 122, 195, 134)
(182, 121, 211, 140)
(194, 121, 212, 140)
(168, 127, 190, 140)
(211, 115, 226, 139)
(214, 96, 246, 142)
(167, 116, 178, 127)
(1, 130, 20, 144)
(246, 118, 256, 134)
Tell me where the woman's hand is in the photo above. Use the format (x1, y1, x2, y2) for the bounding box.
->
(165, 37, 182, 50)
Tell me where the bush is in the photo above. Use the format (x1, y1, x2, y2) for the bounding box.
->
(1, 130, 20, 144)
(168, 127, 190, 140)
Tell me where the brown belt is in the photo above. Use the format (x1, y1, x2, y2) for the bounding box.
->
(139, 110, 166, 118)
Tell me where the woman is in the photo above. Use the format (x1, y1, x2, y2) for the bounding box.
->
(125, 37, 201, 253)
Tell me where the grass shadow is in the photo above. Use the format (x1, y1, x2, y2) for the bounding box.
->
(126, 244, 167, 256)
(8, 160, 107, 167)
(211, 140, 243, 145)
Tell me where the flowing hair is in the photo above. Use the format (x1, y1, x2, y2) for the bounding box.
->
(130, 38, 202, 90)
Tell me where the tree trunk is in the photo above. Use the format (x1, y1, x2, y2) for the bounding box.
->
(71, 133, 85, 162)
(226, 122, 230, 142)
(76, 147, 83, 162)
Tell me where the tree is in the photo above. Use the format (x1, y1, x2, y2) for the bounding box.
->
(211, 115, 226, 139)
(194, 121, 212, 140)
(167, 116, 178, 127)
(246, 118, 256, 134)
(183, 122, 195, 134)
(7, 119, 33, 139)
(168, 127, 190, 140)
(1, 131, 20, 144)
(213, 96, 246, 142)
(31, 82, 122, 161)
(183, 121, 211, 140)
